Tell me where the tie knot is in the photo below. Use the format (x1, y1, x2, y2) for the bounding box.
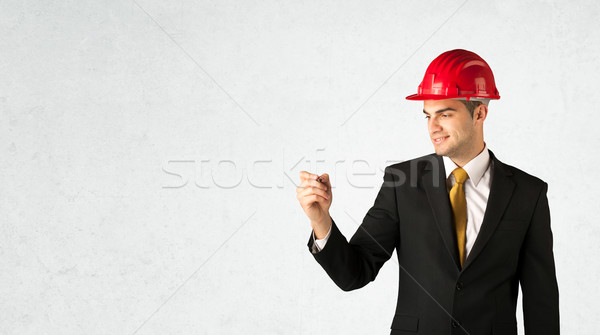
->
(452, 167, 469, 184)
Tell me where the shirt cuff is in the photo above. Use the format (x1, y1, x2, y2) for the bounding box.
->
(312, 224, 332, 252)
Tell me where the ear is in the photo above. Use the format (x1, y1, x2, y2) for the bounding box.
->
(474, 104, 488, 125)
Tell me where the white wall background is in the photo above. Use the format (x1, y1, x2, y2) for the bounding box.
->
(1, 0, 598, 334)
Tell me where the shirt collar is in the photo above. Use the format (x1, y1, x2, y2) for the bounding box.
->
(442, 143, 491, 187)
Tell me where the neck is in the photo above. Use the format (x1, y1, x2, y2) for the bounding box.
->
(450, 141, 485, 167)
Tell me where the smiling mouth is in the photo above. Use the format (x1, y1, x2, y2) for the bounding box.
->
(433, 136, 449, 144)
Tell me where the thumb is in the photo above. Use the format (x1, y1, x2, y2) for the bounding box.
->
(318, 173, 331, 188)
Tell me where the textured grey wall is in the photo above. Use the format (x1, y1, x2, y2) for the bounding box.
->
(1, 0, 598, 334)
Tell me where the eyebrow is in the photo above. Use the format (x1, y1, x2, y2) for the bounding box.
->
(422, 107, 456, 115)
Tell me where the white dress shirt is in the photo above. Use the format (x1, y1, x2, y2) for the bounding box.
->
(312, 144, 493, 260)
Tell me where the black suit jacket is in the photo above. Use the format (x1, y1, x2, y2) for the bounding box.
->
(307, 151, 559, 335)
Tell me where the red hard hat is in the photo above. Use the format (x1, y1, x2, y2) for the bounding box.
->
(406, 49, 500, 101)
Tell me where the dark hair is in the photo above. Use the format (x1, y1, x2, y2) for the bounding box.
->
(459, 100, 483, 118)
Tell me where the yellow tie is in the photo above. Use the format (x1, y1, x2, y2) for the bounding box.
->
(449, 167, 469, 268)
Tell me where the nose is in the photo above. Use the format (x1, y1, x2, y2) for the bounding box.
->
(428, 117, 442, 135)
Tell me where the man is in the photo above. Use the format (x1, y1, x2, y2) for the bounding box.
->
(296, 49, 559, 334)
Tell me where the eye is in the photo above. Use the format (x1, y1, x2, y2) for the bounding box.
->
(442, 114, 449, 118)
(424, 115, 430, 119)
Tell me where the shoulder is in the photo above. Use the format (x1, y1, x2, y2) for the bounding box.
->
(382, 153, 442, 186)
(385, 153, 440, 174)
(493, 155, 548, 193)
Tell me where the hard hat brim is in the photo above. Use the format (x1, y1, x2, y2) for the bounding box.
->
(405, 93, 500, 101)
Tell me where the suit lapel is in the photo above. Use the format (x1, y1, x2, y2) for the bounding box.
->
(462, 150, 515, 271)
(422, 155, 462, 271)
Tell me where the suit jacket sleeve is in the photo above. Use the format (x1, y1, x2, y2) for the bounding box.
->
(518, 182, 560, 334)
(307, 166, 400, 291)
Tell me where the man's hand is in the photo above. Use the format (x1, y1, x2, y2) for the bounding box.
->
(296, 171, 333, 238)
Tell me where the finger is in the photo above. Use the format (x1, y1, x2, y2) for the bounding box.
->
(317, 173, 331, 188)
(297, 182, 327, 194)
(299, 171, 319, 182)
(299, 193, 329, 207)
(296, 179, 311, 193)
(302, 179, 328, 190)
(297, 186, 327, 201)
(299, 186, 330, 200)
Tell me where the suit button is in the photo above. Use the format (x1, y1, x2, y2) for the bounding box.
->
(456, 281, 464, 291)
(451, 320, 461, 328)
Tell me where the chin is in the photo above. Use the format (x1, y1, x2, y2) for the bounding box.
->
(434, 147, 448, 156)
(435, 145, 457, 158)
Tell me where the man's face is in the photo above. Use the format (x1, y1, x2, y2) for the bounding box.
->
(423, 99, 477, 158)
